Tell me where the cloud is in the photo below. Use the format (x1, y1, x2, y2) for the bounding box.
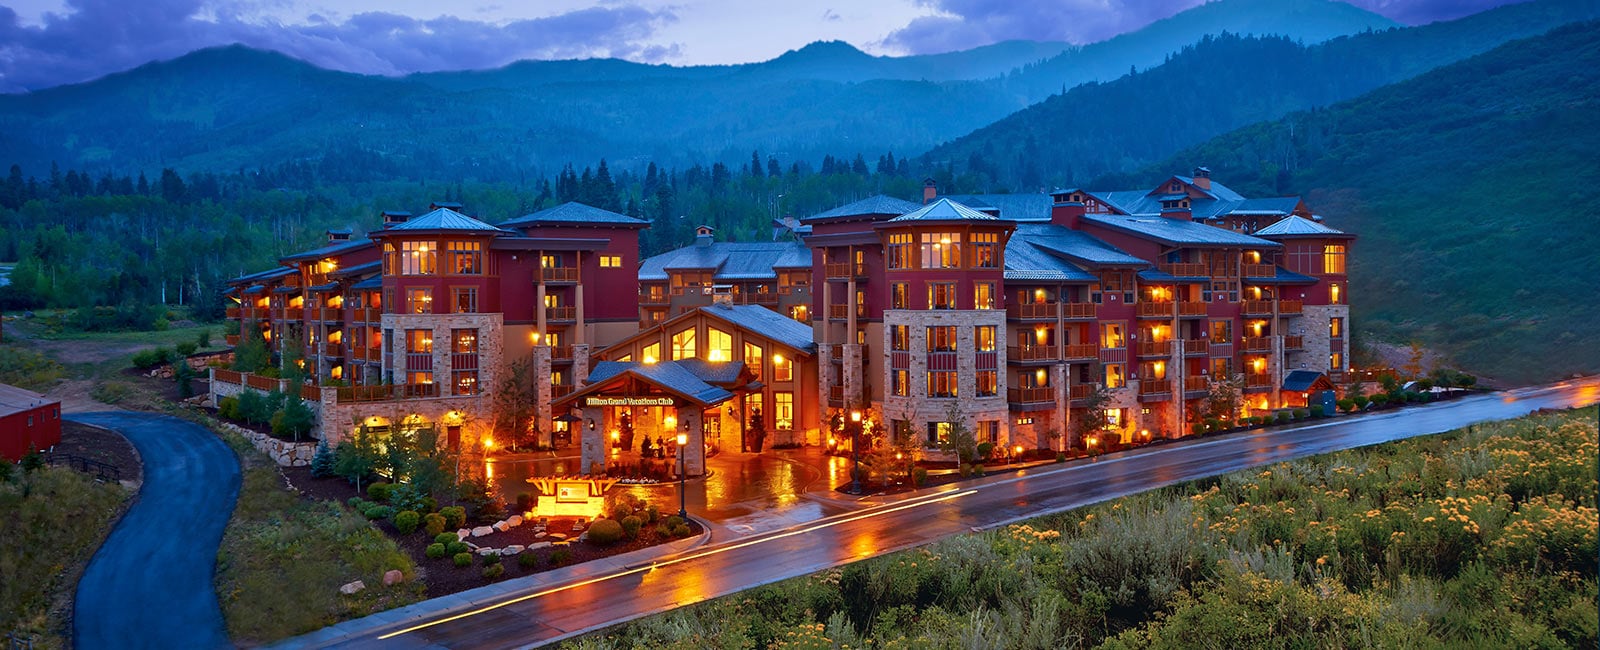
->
(0, 0, 678, 92)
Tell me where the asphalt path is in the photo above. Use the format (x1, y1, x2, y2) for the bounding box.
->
(297, 377, 1599, 649)
(70, 411, 240, 650)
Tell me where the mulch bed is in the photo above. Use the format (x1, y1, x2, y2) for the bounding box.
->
(280, 465, 701, 599)
(51, 421, 144, 483)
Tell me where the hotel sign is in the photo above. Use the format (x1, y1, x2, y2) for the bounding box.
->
(584, 396, 674, 407)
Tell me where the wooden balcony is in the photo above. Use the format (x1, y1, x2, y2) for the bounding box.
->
(334, 383, 440, 404)
(638, 293, 670, 306)
(1137, 340, 1170, 357)
(1008, 387, 1053, 404)
(1184, 376, 1209, 393)
(1139, 379, 1172, 396)
(1242, 336, 1273, 352)
(1242, 263, 1276, 278)
(824, 262, 867, 279)
(226, 334, 240, 347)
(550, 345, 573, 360)
(355, 308, 380, 323)
(1179, 302, 1208, 317)
(1008, 302, 1057, 320)
(1070, 384, 1094, 400)
(299, 385, 324, 401)
(735, 292, 780, 306)
(546, 306, 576, 322)
(349, 347, 376, 362)
(284, 307, 304, 321)
(1160, 262, 1208, 277)
(321, 342, 342, 357)
(551, 385, 574, 399)
(1245, 373, 1274, 389)
(1283, 335, 1304, 350)
(827, 344, 869, 363)
(1062, 302, 1096, 319)
(1279, 300, 1303, 314)
(827, 304, 862, 320)
(542, 267, 578, 283)
(1183, 339, 1209, 356)
(1136, 302, 1174, 318)
(1064, 343, 1098, 360)
(1242, 300, 1274, 315)
(225, 307, 241, 319)
(1008, 345, 1057, 362)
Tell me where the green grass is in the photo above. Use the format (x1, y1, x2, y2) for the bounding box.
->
(564, 407, 1599, 649)
(0, 345, 67, 391)
(210, 420, 423, 644)
(0, 467, 131, 649)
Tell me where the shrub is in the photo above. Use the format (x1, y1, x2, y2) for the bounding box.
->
(364, 505, 394, 520)
(672, 523, 692, 538)
(423, 513, 448, 537)
(1309, 405, 1326, 418)
(976, 442, 995, 461)
(217, 395, 240, 420)
(518, 553, 540, 569)
(1294, 409, 1311, 420)
(550, 549, 572, 567)
(1192, 422, 1208, 436)
(425, 543, 447, 559)
(130, 348, 167, 370)
(972, 464, 985, 477)
(1055, 453, 1067, 463)
(394, 510, 421, 534)
(515, 492, 535, 514)
(1337, 399, 1356, 414)
(388, 483, 430, 514)
(175, 341, 198, 357)
(445, 541, 469, 556)
(587, 518, 625, 545)
(481, 552, 501, 566)
(435, 532, 459, 545)
(1276, 412, 1293, 424)
(453, 553, 473, 568)
(958, 463, 972, 478)
(310, 439, 335, 477)
(197, 329, 212, 348)
(914, 467, 929, 486)
(482, 564, 505, 579)
(347, 497, 367, 510)
(620, 515, 644, 540)
(367, 482, 394, 503)
(645, 505, 660, 524)
(439, 506, 466, 530)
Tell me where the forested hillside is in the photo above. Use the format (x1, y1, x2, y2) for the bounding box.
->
(923, 0, 1600, 190)
(1116, 21, 1600, 384)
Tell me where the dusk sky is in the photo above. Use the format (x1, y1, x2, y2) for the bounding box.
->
(0, 0, 1526, 92)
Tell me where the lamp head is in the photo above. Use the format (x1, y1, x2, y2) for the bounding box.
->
(676, 433, 687, 446)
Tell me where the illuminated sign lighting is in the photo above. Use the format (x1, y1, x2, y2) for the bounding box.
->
(584, 396, 675, 407)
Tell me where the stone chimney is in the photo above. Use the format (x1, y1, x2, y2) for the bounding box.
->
(922, 178, 938, 204)
(695, 225, 715, 248)
(1192, 166, 1212, 191)
(1050, 189, 1087, 229)
(381, 211, 411, 228)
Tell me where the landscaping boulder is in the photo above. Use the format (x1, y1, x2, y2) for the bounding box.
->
(548, 532, 567, 541)
(456, 529, 471, 542)
(492, 521, 509, 533)
(382, 570, 404, 586)
(506, 515, 523, 527)
(477, 547, 499, 556)
(471, 526, 494, 538)
(500, 545, 524, 556)
(339, 580, 366, 595)
(526, 541, 552, 551)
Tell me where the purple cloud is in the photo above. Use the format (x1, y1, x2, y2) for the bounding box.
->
(0, 0, 678, 92)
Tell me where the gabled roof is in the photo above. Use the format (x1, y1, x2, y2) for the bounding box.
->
(330, 260, 381, 279)
(1003, 233, 1099, 282)
(570, 361, 736, 407)
(228, 265, 296, 286)
(382, 208, 509, 234)
(942, 193, 1054, 222)
(886, 198, 1003, 223)
(1254, 215, 1350, 238)
(350, 276, 383, 290)
(1082, 213, 1280, 248)
(700, 303, 816, 354)
(279, 237, 374, 264)
(802, 195, 922, 223)
(500, 201, 648, 228)
(1243, 266, 1319, 286)
(639, 241, 810, 281)
(1011, 223, 1149, 268)
(1283, 370, 1336, 393)
(0, 382, 57, 418)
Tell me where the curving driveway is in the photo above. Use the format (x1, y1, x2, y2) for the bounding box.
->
(69, 411, 240, 650)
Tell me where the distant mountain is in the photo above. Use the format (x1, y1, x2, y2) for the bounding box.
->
(921, 0, 1600, 190)
(1119, 20, 1600, 384)
(0, 0, 1399, 176)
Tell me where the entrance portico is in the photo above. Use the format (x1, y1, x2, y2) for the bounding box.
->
(554, 359, 758, 477)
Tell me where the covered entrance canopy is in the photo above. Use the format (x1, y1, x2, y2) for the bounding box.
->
(553, 359, 758, 476)
(1282, 370, 1337, 409)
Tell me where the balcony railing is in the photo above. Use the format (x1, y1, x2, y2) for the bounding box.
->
(1242, 263, 1276, 278)
(1283, 335, 1304, 350)
(1064, 343, 1098, 360)
(1062, 302, 1096, 319)
(225, 307, 241, 319)
(1137, 340, 1170, 357)
(546, 306, 576, 322)
(827, 304, 860, 320)
(1136, 302, 1173, 318)
(1008, 387, 1053, 404)
(1185, 376, 1209, 393)
(1008, 302, 1056, 320)
(1160, 262, 1208, 277)
(405, 353, 433, 371)
(321, 342, 342, 357)
(226, 334, 240, 347)
(1242, 337, 1273, 352)
(284, 307, 304, 321)
(1279, 300, 1303, 314)
(334, 383, 441, 404)
(551, 385, 574, 399)
(355, 308, 380, 323)
(638, 293, 670, 306)
(451, 353, 479, 370)
(542, 267, 578, 282)
(1179, 302, 1208, 317)
(829, 385, 844, 403)
(1008, 345, 1057, 362)
(550, 345, 573, 360)
(213, 368, 242, 385)
(1242, 300, 1274, 315)
(1140, 379, 1172, 395)
(1246, 373, 1274, 388)
(824, 263, 867, 279)
(735, 292, 779, 306)
(1070, 384, 1094, 400)
(1183, 339, 1209, 356)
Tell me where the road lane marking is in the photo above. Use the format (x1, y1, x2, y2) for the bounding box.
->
(377, 489, 978, 641)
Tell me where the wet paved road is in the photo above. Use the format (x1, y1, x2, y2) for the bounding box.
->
(303, 378, 1600, 649)
(69, 411, 240, 650)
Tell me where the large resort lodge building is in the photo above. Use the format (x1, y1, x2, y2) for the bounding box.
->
(220, 169, 1353, 474)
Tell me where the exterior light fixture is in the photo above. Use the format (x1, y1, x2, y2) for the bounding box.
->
(676, 431, 690, 519)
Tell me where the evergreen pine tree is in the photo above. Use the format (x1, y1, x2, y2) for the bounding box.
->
(310, 438, 335, 477)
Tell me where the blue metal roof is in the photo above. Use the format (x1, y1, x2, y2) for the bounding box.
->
(281, 237, 374, 263)
(1254, 215, 1347, 237)
(385, 208, 509, 234)
(1003, 235, 1098, 282)
(1012, 223, 1148, 267)
(1283, 370, 1333, 392)
(331, 260, 381, 278)
(887, 198, 1002, 223)
(229, 265, 295, 285)
(500, 201, 648, 228)
(802, 195, 923, 223)
(1082, 213, 1280, 248)
(700, 303, 816, 354)
(639, 242, 809, 281)
(582, 361, 736, 407)
(350, 276, 383, 290)
(941, 193, 1053, 222)
(1244, 266, 1319, 285)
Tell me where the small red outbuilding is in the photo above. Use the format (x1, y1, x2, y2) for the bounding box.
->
(0, 382, 61, 461)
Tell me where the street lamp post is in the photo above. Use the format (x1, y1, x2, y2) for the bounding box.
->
(676, 430, 689, 519)
(849, 409, 862, 494)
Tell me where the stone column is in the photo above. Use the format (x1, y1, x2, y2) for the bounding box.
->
(536, 283, 548, 341)
(574, 273, 586, 346)
(1171, 337, 1184, 439)
(533, 346, 553, 442)
(842, 343, 862, 407)
(1053, 362, 1070, 450)
(580, 405, 604, 476)
(1270, 335, 1284, 409)
(573, 344, 590, 387)
(683, 408, 707, 476)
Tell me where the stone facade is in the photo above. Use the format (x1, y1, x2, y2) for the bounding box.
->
(1298, 304, 1350, 377)
(879, 309, 1010, 447)
(215, 420, 318, 466)
(380, 312, 505, 396)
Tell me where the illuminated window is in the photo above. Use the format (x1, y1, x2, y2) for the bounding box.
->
(773, 354, 793, 382)
(977, 421, 999, 443)
(920, 232, 961, 269)
(600, 255, 623, 268)
(1211, 357, 1232, 378)
(927, 371, 957, 397)
(641, 342, 661, 364)
(407, 371, 434, 385)
(406, 288, 433, 314)
(926, 326, 957, 352)
(974, 282, 995, 310)
(382, 243, 397, 275)
(928, 282, 958, 309)
(1015, 417, 1034, 425)
(744, 342, 764, 380)
(972, 232, 999, 268)
(891, 325, 910, 351)
(1209, 319, 1232, 344)
(707, 328, 732, 362)
(789, 304, 809, 322)
(1100, 322, 1126, 349)
(891, 282, 909, 309)
(975, 326, 996, 352)
(406, 329, 433, 354)
(1105, 408, 1122, 426)
(887, 233, 914, 269)
(976, 370, 997, 397)
(401, 241, 436, 275)
(1330, 352, 1344, 372)
(1329, 283, 1343, 304)
(452, 370, 479, 395)
(448, 241, 482, 275)
(927, 421, 952, 444)
(892, 369, 909, 396)
(1104, 363, 1125, 389)
(774, 392, 793, 430)
(1322, 244, 1346, 274)
(453, 287, 477, 314)
(671, 328, 697, 360)
(1330, 317, 1344, 338)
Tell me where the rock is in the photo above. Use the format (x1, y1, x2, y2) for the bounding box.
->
(382, 569, 404, 586)
(492, 521, 509, 533)
(457, 529, 471, 542)
(534, 531, 548, 538)
(500, 545, 523, 556)
(526, 541, 552, 551)
(339, 580, 366, 595)
(471, 526, 494, 538)
(477, 547, 498, 556)
(548, 532, 567, 541)
(507, 515, 523, 527)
